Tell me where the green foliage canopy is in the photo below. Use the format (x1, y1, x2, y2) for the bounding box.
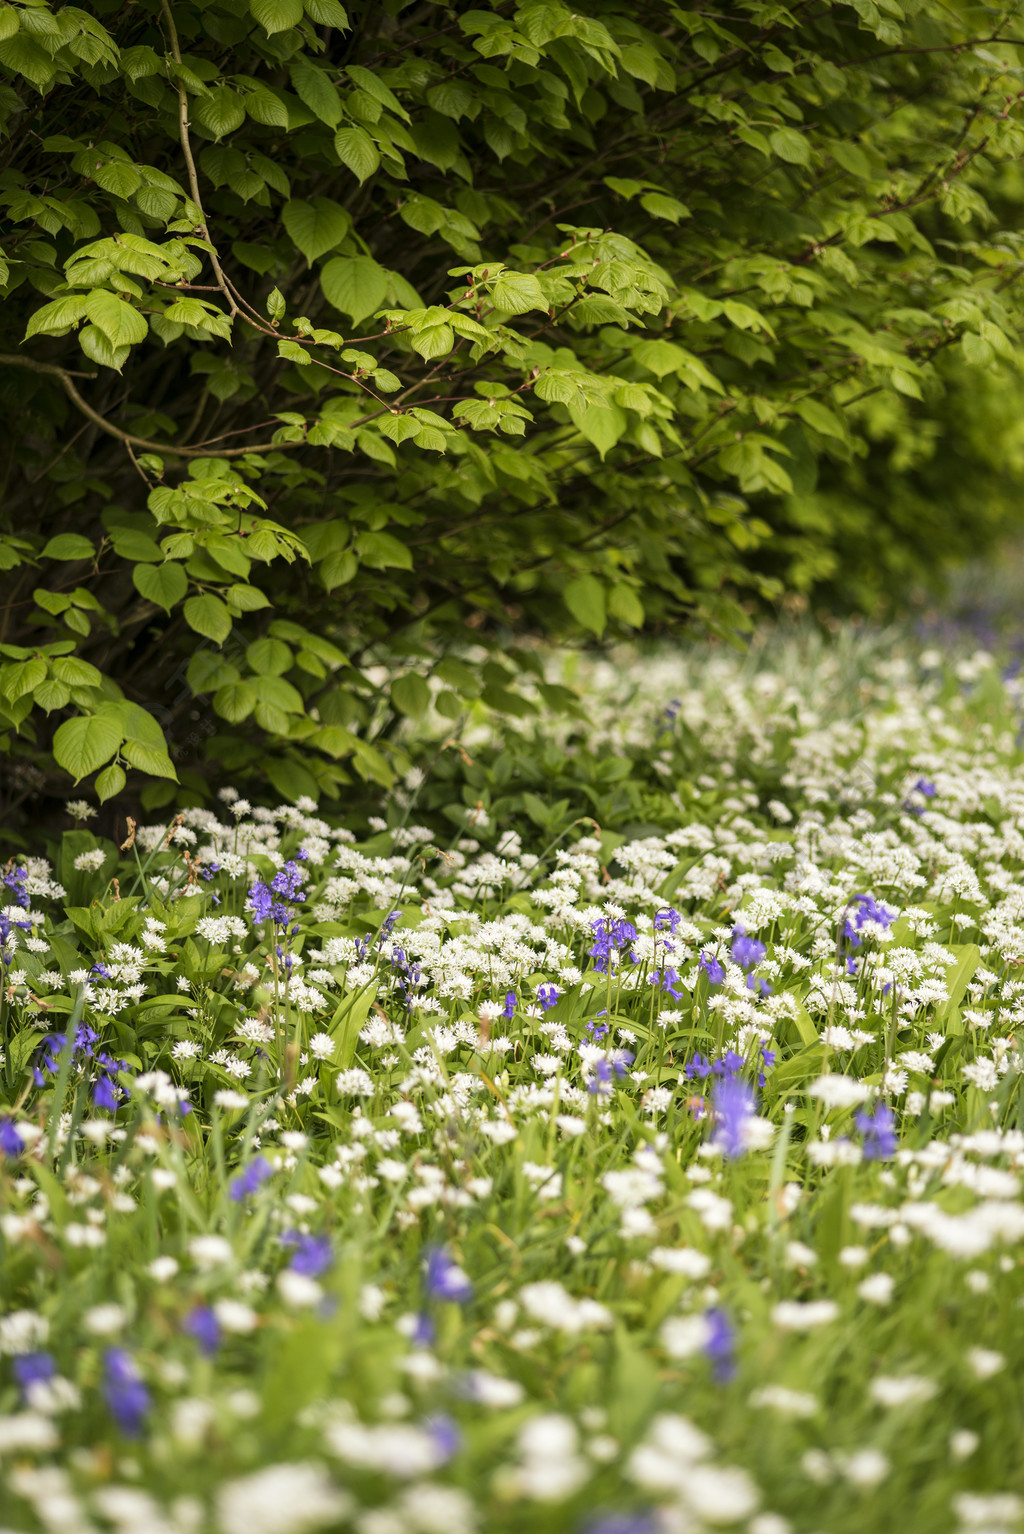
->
(2, 0, 1024, 817)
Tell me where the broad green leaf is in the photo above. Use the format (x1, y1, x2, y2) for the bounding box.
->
(33, 678, 72, 712)
(250, 0, 302, 34)
(184, 594, 232, 645)
(121, 738, 178, 779)
(53, 713, 123, 782)
(568, 399, 627, 459)
(290, 56, 343, 125)
(333, 125, 379, 183)
(133, 562, 187, 612)
(95, 763, 126, 802)
(42, 533, 94, 561)
(247, 637, 292, 676)
(391, 672, 430, 718)
(84, 292, 148, 348)
(563, 574, 606, 637)
(282, 197, 352, 265)
(321, 255, 388, 324)
(770, 127, 810, 165)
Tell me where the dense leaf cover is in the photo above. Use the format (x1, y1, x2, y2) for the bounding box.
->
(3, 0, 1024, 818)
(3, 633, 1024, 1531)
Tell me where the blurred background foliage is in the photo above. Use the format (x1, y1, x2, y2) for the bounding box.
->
(3, 0, 1024, 834)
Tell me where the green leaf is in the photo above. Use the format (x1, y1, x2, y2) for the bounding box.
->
(195, 87, 246, 139)
(33, 677, 72, 712)
(132, 562, 188, 613)
(213, 681, 259, 723)
(95, 763, 126, 803)
(320, 255, 388, 324)
(3, 657, 46, 701)
(563, 574, 606, 637)
(354, 530, 411, 569)
(247, 637, 292, 676)
(568, 399, 627, 459)
(489, 271, 546, 314)
(770, 127, 810, 165)
(250, 0, 303, 34)
(84, 291, 148, 348)
(282, 197, 352, 265)
(53, 713, 123, 783)
(184, 594, 232, 645)
(42, 533, 94, 561)
(51, 656, 102, 687)
(303, 0, 348, 24)
(25, 295, 88, 339)
(391, 672, 430, 718)
(121, 738, 178, 780)
(333, 125, 379, 183)
(290, 56, 343, 126)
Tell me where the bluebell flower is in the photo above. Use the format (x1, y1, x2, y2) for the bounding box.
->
(271, 860, 305, 902)
(13, 1351, 55, 1402)
(411, 1311, 435, 1347)
(424, 1245, 472, 1303)
(844, 893, 894, 946)
(654, 907, 681, 934)
(229, 1155, 272, 1201)
(424, 1412, 460, 1462)
(246, 881, 289, 925)
(589, 917, 639, 973)
(0, 1117, 23, 1157)
(380, 909, 403, 940)
(914, 777, 937, 798)
(103, 1348, 149, 1436)
(652, 965, 684, 1000)
(699, 952, 724, 985)
(711, 1075, 755, 1159)
(703, 1306, 736, 1382)
(183, 1306, 221, 1356)
(503, 991, 516, 1019)
(685, 1052, 713, 1081)
(537, 983, 560, 1012)
(855, 1103, 897, 1160)
(730, 926, 766, 971)
(3, 865, 29, 908)
(283, 1232, 333, 1278)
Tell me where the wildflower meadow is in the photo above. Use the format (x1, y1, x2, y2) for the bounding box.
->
(4, 632, 1024, 1533)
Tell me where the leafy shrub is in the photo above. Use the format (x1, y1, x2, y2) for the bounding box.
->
(3, 0, 1024, 823)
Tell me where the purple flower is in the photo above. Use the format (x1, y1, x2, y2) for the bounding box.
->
(685, 1052, 713, 1081)
(182, 1306, 220, 1357)
(271, 860, 305, 902)
(103, 1348, 149, 1437)
(654, 908, 681, 934)
(652, 966, 683, 1000)
(699, 952, 724, 985)
(588, 918, 638, 973)
(284, 1232, 333, 1278)
(710, 1075, 755, 1159)
(914, 777, 937, 798)
(92, 1074, 121, 1113)
(537, 983, 560, 1012)
(3, 865, 29, 908)
(730, 926, 766, 971)
(0, 1117, 23, 1158)
(229, 1155, 272, 1201)
(703, 1306, 736, 1382)
(855, 1103, 897, 1160)
(844, 893, 894, 947)
(246, 881, 289, 925)
(503, 991, 517, 1019)
(13, 1351, 55, 1402)
(424, 1411, 460, 1462)
(411, 1311, 435, 1347)
(380, 909, 403, 940)
(424, 1245, 472, 1304)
